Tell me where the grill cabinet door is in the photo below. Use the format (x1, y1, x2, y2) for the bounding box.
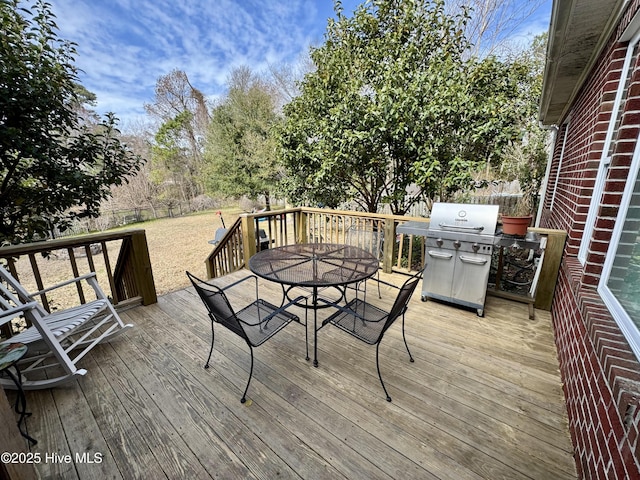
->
(424, 249, 455, 299)
(452, 253, 491, 307)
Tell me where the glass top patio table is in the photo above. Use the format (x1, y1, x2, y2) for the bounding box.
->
(248, 243, 379, 287)
(249, 243, 379, 366)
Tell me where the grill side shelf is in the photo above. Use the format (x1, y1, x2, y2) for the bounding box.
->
(396, 221, 430, 237)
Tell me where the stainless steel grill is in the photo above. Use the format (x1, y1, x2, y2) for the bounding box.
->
(398, 203, 499, 316)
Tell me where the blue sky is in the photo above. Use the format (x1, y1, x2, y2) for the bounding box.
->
(44, 0, 552, 129)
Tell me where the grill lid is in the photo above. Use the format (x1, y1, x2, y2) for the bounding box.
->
(428, 203, 499, 237)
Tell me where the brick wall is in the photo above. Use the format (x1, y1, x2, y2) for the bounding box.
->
(553, 258, 640, 479)
(540, 2, 640, 478)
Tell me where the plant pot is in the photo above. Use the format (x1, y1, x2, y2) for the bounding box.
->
(501, 215, 532, 236)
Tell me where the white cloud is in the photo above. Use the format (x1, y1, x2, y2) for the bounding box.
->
(42, 0, 550, 126)
(44, 0, 352, 126)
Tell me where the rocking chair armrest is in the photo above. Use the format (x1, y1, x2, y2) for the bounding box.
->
(0, 301, 40, 325)
(29, 272, 99, 297)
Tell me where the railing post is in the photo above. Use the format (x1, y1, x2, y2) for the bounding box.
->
(241, 214, 257, 266)
(130, 230, 157, 305)
(297, 210, 308, 244)
(382, 218, 396, 274)
(205, 256, 214, 279)
(529, 227, 567, 310)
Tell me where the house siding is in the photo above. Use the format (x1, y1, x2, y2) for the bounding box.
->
(540, 2, 640, 478)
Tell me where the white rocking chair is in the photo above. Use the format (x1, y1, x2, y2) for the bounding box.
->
(0, 265, 133, 390)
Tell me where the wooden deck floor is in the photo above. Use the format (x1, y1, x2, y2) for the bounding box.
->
(19, 270, 576, 479)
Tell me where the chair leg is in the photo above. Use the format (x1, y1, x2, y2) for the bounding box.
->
(241, 347, 255, 404)
(204, 321, 215, 369)
(376, 343, 392, 402)
(304, 307, 309, 361)
(402, 313, 414, 363)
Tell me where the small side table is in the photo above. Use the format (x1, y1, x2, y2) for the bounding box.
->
(0, 342, 37, 446)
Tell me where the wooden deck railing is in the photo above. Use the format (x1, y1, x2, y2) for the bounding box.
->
(204, 208, 430, 277)
(205, 217, 245, 278)
(297, 208, 429, 273)
(0, 229, 157, 319)
(204, 207, 566, 311)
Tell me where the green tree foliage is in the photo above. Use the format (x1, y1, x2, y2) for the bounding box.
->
(0, 0, 142, 244)
(145, 69, 209, 205)
(497, 33, 549, 215)
(204, 67, 280, 210)
(278, 0, 526, 213)
(71, 82, 101, 126)
(151, 110, 201, 203)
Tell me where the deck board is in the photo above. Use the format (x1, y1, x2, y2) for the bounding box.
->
(18, 270, 576, 479)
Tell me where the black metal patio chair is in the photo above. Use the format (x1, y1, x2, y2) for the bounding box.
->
(320, 270, 422, 402)
(186, 271, 307, 403)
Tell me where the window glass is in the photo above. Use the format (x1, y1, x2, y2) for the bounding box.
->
(606, 173, 640, 327)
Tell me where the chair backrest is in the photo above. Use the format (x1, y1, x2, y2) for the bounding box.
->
(380, 272, 422, 338)
(0, 264, 46, 327)
(186, 272, 248, 342)
(1, 264, 32, 302)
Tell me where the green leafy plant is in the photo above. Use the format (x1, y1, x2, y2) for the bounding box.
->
(277, 0, 525, 214)
(496, 34, 549, 218)
(0, 0, 142, 245)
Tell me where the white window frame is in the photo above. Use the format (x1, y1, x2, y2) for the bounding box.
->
(578, 32, 640, 264)
(599, 127, 640, 360)
(550, 121, 569, 211)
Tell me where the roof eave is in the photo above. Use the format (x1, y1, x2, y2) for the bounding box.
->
(539, 0, 627, 126)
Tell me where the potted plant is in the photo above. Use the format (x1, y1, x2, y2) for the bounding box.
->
(500, 196, 533, 236)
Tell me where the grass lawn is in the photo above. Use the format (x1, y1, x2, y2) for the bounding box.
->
(110, 206, 245, 295)
(127, 207, 243, 295)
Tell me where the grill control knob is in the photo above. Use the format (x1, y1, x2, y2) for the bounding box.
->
(436, 238, 443, 247)
(472, 243, 480, 252)
(453, 240, 461, 249)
